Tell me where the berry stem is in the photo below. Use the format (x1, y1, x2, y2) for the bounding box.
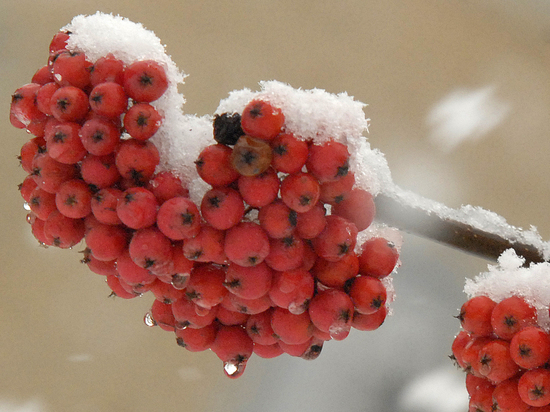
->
(374, 192, 546, 265)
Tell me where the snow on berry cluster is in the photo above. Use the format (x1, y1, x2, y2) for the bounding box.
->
(453, 249, 550, 411)
(11, 13, 402, 379)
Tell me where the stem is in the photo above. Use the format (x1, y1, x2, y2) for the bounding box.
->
(373, 193, 546, 265)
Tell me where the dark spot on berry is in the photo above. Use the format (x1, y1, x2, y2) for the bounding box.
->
(282, 236, 295, 247)
(237, 305, 248, 313)
(136, 113, 149, 127)
(273, 144, 287, 156)
(139, 73, 154, 86)
(186, 290, 200, 300)
(208, 196, 221, 208)
(339, 309, 351, 323)
(53, 131, 67, 143)
(504, 316, 517, 328)
(176, 337, 187, 348)
(299, 195, 311, 206)
(188, 250, 203, 260)
(91, 93, 103, 104)
(12, 93, 23, 103)
(248, 256, 258, 265)
(249, 103, 263, 118)
(288, 210, 297, 227)
(371, 296, 384, 310)
(181, 210, 195, 226)
(92, 131, 105, 143)
(194, 157, 204, 169)
(64, 195, 78, 206)
(336, 161, 349, 178)
(56, 98, 70, 112)
(223, 279, 240, 289)
(519, 344, 532, 358)
(144, 258, 156, 268)
(338, 242, 350, 255)
(333, 194, 345, 204)
(479, 354, 491, 367)
(249, 325, 260, 335)
(242, 150, 257, 165)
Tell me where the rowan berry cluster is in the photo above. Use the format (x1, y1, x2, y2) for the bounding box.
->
(452, 294, 550, 411)
(11, 28, 400, 379)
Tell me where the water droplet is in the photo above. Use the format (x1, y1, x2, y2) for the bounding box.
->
(223, 359, 247, 379)
(144, 312, 156, 327)
(23, 202, 31, 211)
(171, 273, 190, 290)
(288, 301, 306, 315)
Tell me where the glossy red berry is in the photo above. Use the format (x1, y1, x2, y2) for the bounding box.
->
(491, 296, 537, 340)
(280, 172, 321, 213)
(312, 215, 358, 262)
(270, 307, 313, 345)
(50, 86, 89, 122)
(28, 187, 57, 220)
(458, 296, 497, 337)
(116, 248, 157, 287)
(175, 323, 217, 352)
(312, 253, 359, 288)
(224, 262, 273, 300)
(85, 223, 128, 261)
(122, 60, 168, 102)
(241, 99, 284, 141)
(80, 154, 121, 189)
(224, 222, 270, 267)
(245, 309, 278, 345)
(88, 82, 128, 118)
(308, 289, 354, 340)
(128, 227, 173, 274)
(156, 196, 201, 240)
(90, 54, 125, 86)
(295, 202, 327, 239)
(358, 237, 399, 279)
(116, 187, 158, 229)
(52, 51, 92, 89)
(115, 139, 160, 185)
(264, 236, 305, 272)
(91, 188, 123, 225)
(306, 141, 350, 183)
(331, 188, 376, 232)
(201, 187, 244, 230)
(518, 368, 550, 407)
(268, 268, 315, 315)
(477, 339, 520, 384)
(31, 152, 78, 193)
(270, 133, 308, 174)
(79, 118, 121, 156)
(43, 210, 86, 248)
(211, 325, 254, 379)
(195, 144, 239, 187)
(55, 179, 93, 219)
(146, 171, 189, 203)
(123, 103, 162, 140)
(182, 224, 227, 264)
(510, 326, 550, 369)
(258, 200, 297, 239)
(185, 264, 228, 310)
(46, 121, 87, 164)
(237, 167, 280, 208)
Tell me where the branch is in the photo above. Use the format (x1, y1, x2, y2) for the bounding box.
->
(373, 192, 547, 265)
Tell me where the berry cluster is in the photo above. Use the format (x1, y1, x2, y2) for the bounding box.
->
(452, 294, 550, 411)
(11, 28, 400, 379)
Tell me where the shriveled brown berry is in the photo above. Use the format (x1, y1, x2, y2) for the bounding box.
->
(230, 135, 273, 177)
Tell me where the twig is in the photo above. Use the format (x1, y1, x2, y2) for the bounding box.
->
(373, 193, 546, 265)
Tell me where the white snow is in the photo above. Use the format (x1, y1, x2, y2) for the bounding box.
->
(464, 248, 550, 330)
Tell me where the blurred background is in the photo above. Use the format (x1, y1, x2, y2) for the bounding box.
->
(2, 1, 550, 411)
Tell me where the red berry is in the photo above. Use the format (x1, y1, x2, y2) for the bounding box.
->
(55, 179, 92, 219)
(270, 133, 308, 174)
(105, 274, 140, 299)
(28, 187, 58, 220)
(147, 171, 189, 203)
(89, 82, 128, 118)
(52, 51, 92, 89)
(201, 187, 244, 230)
(313, 215, 358, 262)
(264, 236, 305, 272)
(308, 289, 354, 340)
(19, 175, 39, 203)
(43, 210, 85, 248)
(216, 306, 249, 326)
(241, 99, 284, 141)
(19, 137, 46, 174)
(46, 121, 87, 164)
(245, 309, 278, 345)
(224, 222, 270, 267)
(82, 252, 117, 277)
(295, 202, 327, 239)
(510, 326, 550, 369)
(280, 172, 321, 213)
(32, 65, 54, 85)
(80, 154, 121, 189)
(462, 337, 494, 378)
(116, 248, 157, 287)
(319, 172, 355, 205)
(49, 32, 70, 55)
(258, 200, 297, 239)
(270, 307, 313, 345)
(306, 141, 350, 183)
(36, 82, 60, 115)
(491, 296, 537, 340)
(465, 373, 494, 397)
(477, 339, 520, 384)
(123, 103, 163, 140)
(220, 293, 273, 315)
(115, 139, 160, 185)
(85, 223, 128, 261)
(185, 264, 228, 310)
(358, 237, 399, 279)
(351, 306, 387, 331)
(493, 377, 530, 411)
(451, 330, 474, 370)
(128, 227, 173, 274)
(268, 268, 315, 315)
(31, 152, 78, 193)
(122, 60, 168, 102)
(312, 253, 359, 288)
(117, 187, 158, 229)
(171, 295, 218, 329)
(182, 224, 227, 264)
(148, 299, 176, 331)
(253, 342, 284, 359)
(468, 380, 496, 412)
(230, 135, 273, 176)
(50, 86, 89, 122)
(224, 262, 273, 300)
(90, 54, 125, 86)
(175, 323, 217, 352)
(10, 83, 47, 129)
(458, 296, 497, 337)
(518, 368, 550, 407)
(348, 275, 387, 315)
(79, 118, 121, 156)
(29, 215, 52, 246)
(331, 188, 376, 232)
(211, 325, 254, 379)
(237, 167, 280, 207)
(195, 144, 239, 187)
(156, 196, 201, 240)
